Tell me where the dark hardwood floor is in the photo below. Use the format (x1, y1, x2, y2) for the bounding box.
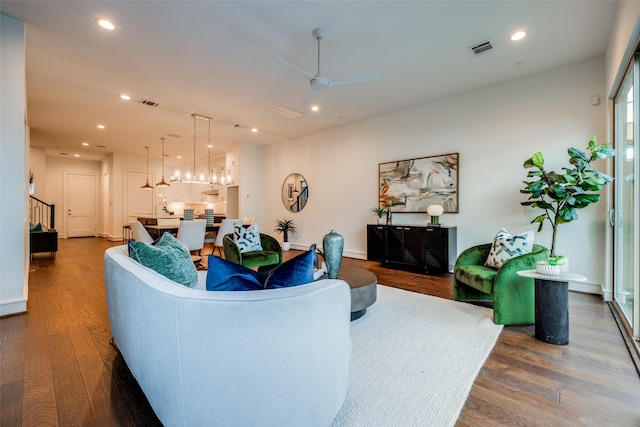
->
(2, 237, 639, 426)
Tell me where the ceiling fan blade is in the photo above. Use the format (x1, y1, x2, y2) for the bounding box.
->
(301, 88, 317, 104)
(274, 56, 315, 80)
(326, 72, 380, 86)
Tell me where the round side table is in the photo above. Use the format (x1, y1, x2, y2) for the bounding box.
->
(517, 270, 587, 345)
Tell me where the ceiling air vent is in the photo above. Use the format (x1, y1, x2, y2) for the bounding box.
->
(468, 40, 494, 56)
(139, 98, 159, 107)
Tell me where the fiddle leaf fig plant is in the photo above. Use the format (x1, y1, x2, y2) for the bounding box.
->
(520, 135, 615, 257)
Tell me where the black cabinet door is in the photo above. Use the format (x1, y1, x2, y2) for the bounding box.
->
(387, 226, 424, 266)
(366, 225, 387, 262)
(402, 227, 425, 266)
(386, 226, 405, 263)
(424, 227, 457, 273)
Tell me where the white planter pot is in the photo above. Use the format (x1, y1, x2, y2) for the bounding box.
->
(536, 261, 560, 276)
(281, 241, 291, 251)
(377, 217, 385, 225)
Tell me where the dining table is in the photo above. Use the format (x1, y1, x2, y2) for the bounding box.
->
(144, 223, 220, 238)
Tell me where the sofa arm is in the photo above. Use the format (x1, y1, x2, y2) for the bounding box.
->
(222, 234, 242, 264)
(260, 233, 283, 264)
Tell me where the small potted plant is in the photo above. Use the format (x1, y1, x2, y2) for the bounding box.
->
(369, 206, 387, 225)
(535, 256, 566, 276)
(274, 218, 297, 251)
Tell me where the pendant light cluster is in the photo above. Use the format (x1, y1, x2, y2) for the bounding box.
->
(170, 113, 231, 186)
(141, 112, 231, 190)
(140, 139, 171, 190)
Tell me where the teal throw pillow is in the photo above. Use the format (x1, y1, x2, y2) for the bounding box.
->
(484, 228, 534, 269)
(264, 244, 316, 289)
(129, 233, 198, 288)
(234, 223, 262, 253)
(206, 255, 266, 291)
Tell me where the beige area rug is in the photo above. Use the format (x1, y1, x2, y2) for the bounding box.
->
(331, 285, 503, 427)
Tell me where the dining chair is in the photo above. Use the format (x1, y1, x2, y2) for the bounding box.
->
(176, 219, 207, 256)
(130, 221, 154, 244)
(213, 219, 242, 256)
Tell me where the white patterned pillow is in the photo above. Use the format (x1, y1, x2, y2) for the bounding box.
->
(484, 228, 534, 269)
(234, 223, 263, 253)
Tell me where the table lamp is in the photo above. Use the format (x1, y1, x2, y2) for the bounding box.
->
(427, 204, 444, 226)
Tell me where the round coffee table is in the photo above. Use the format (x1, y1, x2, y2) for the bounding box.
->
(337, 267, 377, 320)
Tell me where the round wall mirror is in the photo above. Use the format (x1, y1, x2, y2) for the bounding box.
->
(282, 173, 308, 212)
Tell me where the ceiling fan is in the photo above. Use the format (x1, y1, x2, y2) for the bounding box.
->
(275, 28, 380, 104)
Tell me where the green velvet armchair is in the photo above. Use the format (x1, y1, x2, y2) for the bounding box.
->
(453, 243, 549, 325)
(222, 233, 283, 272)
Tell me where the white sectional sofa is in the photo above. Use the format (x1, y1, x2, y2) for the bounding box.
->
(104, 245, 351, 427)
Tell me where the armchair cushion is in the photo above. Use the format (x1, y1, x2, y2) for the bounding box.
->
(484, 228, 534, 269)
(455, 265, 497, 294)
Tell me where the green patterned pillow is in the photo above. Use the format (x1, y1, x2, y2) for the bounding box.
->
(484, 228, 534, 269)
(129, 232, 198, 287)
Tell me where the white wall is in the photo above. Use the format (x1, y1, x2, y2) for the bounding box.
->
(0, 13, 28, 316)
(264, 56, 608, 291)
(605, 1, 640, 100)
(29, 147, 46, 200)
(238, 143, 265, 226)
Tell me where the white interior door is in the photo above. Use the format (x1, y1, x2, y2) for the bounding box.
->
(66, 172, 97, 238)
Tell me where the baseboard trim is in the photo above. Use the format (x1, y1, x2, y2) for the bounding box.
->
(0, 299, 27, 317)
(569, 281, 602, 296)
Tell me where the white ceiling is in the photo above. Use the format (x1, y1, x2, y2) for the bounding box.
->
(1, 1, 617, 164)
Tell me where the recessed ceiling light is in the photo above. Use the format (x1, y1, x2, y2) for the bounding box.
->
(74, 154, 80, 157)
(251, 128, 258, 133)
(311, 105, 320, 112)
(97, 124, 105, 129)
(120, 94, 130, 100)
(177, 155, 182, 159)
(96, 19, 115, 31)
(82, 142, 89, 146)
(510, 31, 527, 41)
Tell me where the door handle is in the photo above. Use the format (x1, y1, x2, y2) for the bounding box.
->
(609, 208, 621, 226)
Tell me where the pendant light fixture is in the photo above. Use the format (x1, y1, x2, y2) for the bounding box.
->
(171, 112, 229, 185)
(156, 137, 170, 187)
(141, 146, 154, 190)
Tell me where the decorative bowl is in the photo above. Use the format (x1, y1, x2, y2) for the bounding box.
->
(536, 262, 560, 276)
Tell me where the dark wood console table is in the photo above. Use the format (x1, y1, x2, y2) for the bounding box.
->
(366, 224, 456, 274)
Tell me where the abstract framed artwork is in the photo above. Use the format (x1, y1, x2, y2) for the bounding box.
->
(378, 153, 459, 213)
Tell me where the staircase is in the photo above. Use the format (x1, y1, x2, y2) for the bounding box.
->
(29, 195, 55, 229)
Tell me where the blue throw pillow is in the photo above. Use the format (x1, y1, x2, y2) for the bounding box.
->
(206, 255, 266, 291)
(129, 233, 198, 288)
(264, 244, 316, 289)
